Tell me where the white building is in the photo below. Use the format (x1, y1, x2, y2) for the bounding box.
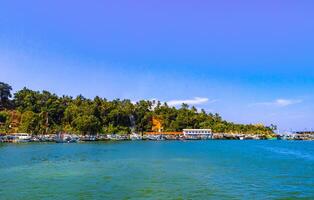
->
(183, 129, 212, 136)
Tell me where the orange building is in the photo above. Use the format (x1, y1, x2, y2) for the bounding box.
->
(146, 116, 183, 136)
(152, 116, 163, 132)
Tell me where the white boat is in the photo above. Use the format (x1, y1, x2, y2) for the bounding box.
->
(130, 133, 142, 140)
(81, 135, 97, 141)
(144, 134, 164, 140)
(55, 133, 79, 143)
(11, 133, 31, 142)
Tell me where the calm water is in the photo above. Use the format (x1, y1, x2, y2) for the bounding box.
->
(0, 141, 313, 200)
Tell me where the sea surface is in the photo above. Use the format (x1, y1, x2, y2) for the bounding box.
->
(0, 141, 313, 200)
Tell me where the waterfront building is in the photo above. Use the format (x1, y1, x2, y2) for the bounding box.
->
(293, 131, 314, 140)
(183, 129, 212, 139)
(183, 129, 212, 136)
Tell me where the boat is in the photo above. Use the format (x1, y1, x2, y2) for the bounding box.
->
(30, 137, 40, 142)
(10, 133, 32, 142)
(145, 134, 164, 141)
(81, 135, 97, 141)
(130, 133, 142, 140)
(55, 133, 79, 143)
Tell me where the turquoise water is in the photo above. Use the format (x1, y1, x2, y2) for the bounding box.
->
(0, 141, 313, 200)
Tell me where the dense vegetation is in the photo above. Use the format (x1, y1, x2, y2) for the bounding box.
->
(0, 82, 275, 136)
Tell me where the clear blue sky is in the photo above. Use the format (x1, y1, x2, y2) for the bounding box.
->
(0, 0, 313, 131)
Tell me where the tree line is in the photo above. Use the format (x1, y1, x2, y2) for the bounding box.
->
(0, 82, 275, 136)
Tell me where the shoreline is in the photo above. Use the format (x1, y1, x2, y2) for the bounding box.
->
(1, 133, 313, 143)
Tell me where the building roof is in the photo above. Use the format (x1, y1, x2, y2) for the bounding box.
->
(144, 132, 183, 135)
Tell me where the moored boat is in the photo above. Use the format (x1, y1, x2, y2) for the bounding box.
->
(55, 133, 79, 143)
(130, 133, 142, 140)
(10, 133, 32, 142)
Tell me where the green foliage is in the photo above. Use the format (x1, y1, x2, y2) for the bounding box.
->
(0, 82, 275, 136)
(0, 111, 10, 132)
(19, 111, 41, 134)
(0, 111, 8, 123)
(72, 115, 101, 134)
(0, 82, 13, 110)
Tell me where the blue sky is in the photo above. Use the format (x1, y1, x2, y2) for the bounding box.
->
(0, 0, 313, 131)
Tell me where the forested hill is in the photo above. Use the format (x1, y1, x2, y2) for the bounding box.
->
(0, 82, 275, 136)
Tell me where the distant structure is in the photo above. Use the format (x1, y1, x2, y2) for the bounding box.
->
(295, 131, 314, 135)
(145, 116, 182, 137)
(145, 131, 183, 135)
(152, 116, 163, 132)
(278, 130, 314, 140)
(146, 117, 213, 139)
(183, 129, 212, 136)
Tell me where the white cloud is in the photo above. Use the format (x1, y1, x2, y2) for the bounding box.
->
(250, 99, 302, 107)
(275, 99, 303, 106)
(131, 97, 217, 109)
(167, 97, 217, 107)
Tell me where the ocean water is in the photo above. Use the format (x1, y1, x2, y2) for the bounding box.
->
(0, 141, 313, 200)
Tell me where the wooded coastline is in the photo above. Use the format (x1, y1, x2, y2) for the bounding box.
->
(0, 82, 276, 137)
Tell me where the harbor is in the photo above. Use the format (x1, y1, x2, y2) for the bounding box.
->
(1, 129, 313, 143)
